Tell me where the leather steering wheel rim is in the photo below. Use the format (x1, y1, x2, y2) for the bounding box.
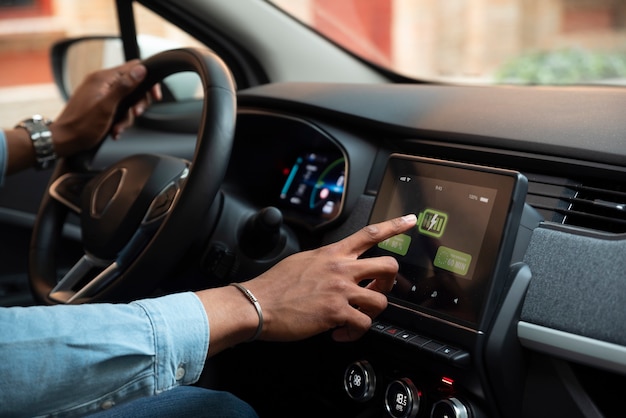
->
(29, 48, 237, 304)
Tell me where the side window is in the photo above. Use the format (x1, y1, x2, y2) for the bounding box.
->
(133, 3, 205, 53)
(269, 0, 626, 85)
(133, 3, 206, 100)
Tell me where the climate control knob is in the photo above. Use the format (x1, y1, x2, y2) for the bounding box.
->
(343, 360, 376, 402)
(431, 397, 469, 418)
(384, 378, 421, 418)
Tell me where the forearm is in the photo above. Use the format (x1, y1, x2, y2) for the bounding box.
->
(3, 119, 86, 175)
(0, 292, 208, 417)
(195, 284, 260, 357)
(3, 127, 36, 175)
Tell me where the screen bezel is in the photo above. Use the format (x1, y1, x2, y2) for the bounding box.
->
(367, 154, 527, 331)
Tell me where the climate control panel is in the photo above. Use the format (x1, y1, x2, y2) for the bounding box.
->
(342, 360, 483, 418)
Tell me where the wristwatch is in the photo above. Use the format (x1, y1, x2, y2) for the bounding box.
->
(15, 115, 57, 170)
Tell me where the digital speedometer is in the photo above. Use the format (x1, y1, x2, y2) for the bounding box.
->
(279, 153, 345, 224)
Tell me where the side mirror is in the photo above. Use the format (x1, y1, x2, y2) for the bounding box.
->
(51, 36, 121, 101)
(50, 35, 204, 133)
(50, 35, 202, 102)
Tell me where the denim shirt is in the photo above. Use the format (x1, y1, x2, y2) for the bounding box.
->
(0, 292, 210, 417)
(0, 131, 209, 415)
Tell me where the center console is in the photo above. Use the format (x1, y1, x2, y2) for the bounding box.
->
(340, 154, 537, 418)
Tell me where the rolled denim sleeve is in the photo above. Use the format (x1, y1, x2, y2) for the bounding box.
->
(0, 292, 209, 418)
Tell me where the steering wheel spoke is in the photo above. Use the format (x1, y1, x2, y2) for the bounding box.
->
(50, 205, 175, 304)
(49, 254, 118, 303)
(49, 172, 96, 214)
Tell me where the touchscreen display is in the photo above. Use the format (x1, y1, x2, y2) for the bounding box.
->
(366, 155, 525, 328)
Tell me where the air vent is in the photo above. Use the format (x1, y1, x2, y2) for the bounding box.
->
(525, 174, 626, 233)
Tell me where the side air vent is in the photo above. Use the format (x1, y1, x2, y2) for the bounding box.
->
(525, 174, 626, 233)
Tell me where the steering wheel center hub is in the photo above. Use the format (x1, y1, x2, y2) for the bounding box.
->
(81, 154, 189, 260)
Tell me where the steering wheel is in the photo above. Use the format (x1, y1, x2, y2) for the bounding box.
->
(28, 48, 236, 305)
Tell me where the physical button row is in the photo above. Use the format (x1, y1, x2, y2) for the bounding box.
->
(370, 321, 470, 367)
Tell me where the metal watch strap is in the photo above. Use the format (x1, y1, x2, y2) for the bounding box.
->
(15, 114, 56, 170)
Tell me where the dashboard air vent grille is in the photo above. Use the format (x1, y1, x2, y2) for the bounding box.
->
(525, 174, 626, 233)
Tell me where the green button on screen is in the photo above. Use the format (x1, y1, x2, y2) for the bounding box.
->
(378, 233, 411, 256)
(434, 246, 472, 276)
(417, 209, 448, 238)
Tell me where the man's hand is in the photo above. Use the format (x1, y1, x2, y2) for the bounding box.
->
(50, 60, 162, 157)
(197, 214, 417, 356)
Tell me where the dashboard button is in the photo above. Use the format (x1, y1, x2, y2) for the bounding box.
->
(422, 340, 445, 354)
(407, 335, 431, 348)
(396, 330, 417, 342)
(436, 345, 460, 359)
(343, 361, 376, 402)
(371, 321, 390, 333)
(384, 378, 421, 418)
(431, 397, 469, 418)
(384, 326, 403, 337)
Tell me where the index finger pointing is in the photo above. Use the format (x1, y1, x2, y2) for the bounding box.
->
(343, 214, 417, 257)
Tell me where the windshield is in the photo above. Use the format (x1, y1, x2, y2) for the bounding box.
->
(269, 0, 626, 86)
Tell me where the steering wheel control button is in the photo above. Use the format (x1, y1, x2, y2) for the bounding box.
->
(385, 378, 421, 418)
(344, 361, 376, 402)
(145, 182, 179, 223)
(431, 397, 469, 418)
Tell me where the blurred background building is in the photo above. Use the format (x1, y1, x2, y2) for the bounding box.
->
(1, 0, 625, 122)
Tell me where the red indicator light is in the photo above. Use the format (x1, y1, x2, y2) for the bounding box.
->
(441, 376, 454, 386)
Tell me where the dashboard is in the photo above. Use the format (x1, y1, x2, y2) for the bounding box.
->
(2, 77, 624, 418)
(203, 82, 626, 418)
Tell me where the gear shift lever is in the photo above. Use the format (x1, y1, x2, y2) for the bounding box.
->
(240, 206, 284, 259)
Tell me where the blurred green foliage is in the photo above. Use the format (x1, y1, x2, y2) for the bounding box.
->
(496, 47, 626, 85)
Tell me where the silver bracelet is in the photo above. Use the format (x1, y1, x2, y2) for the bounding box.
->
(229, 282, 264, 342)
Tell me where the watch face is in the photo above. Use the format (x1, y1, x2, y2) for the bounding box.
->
(17, 116, 56, 169)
